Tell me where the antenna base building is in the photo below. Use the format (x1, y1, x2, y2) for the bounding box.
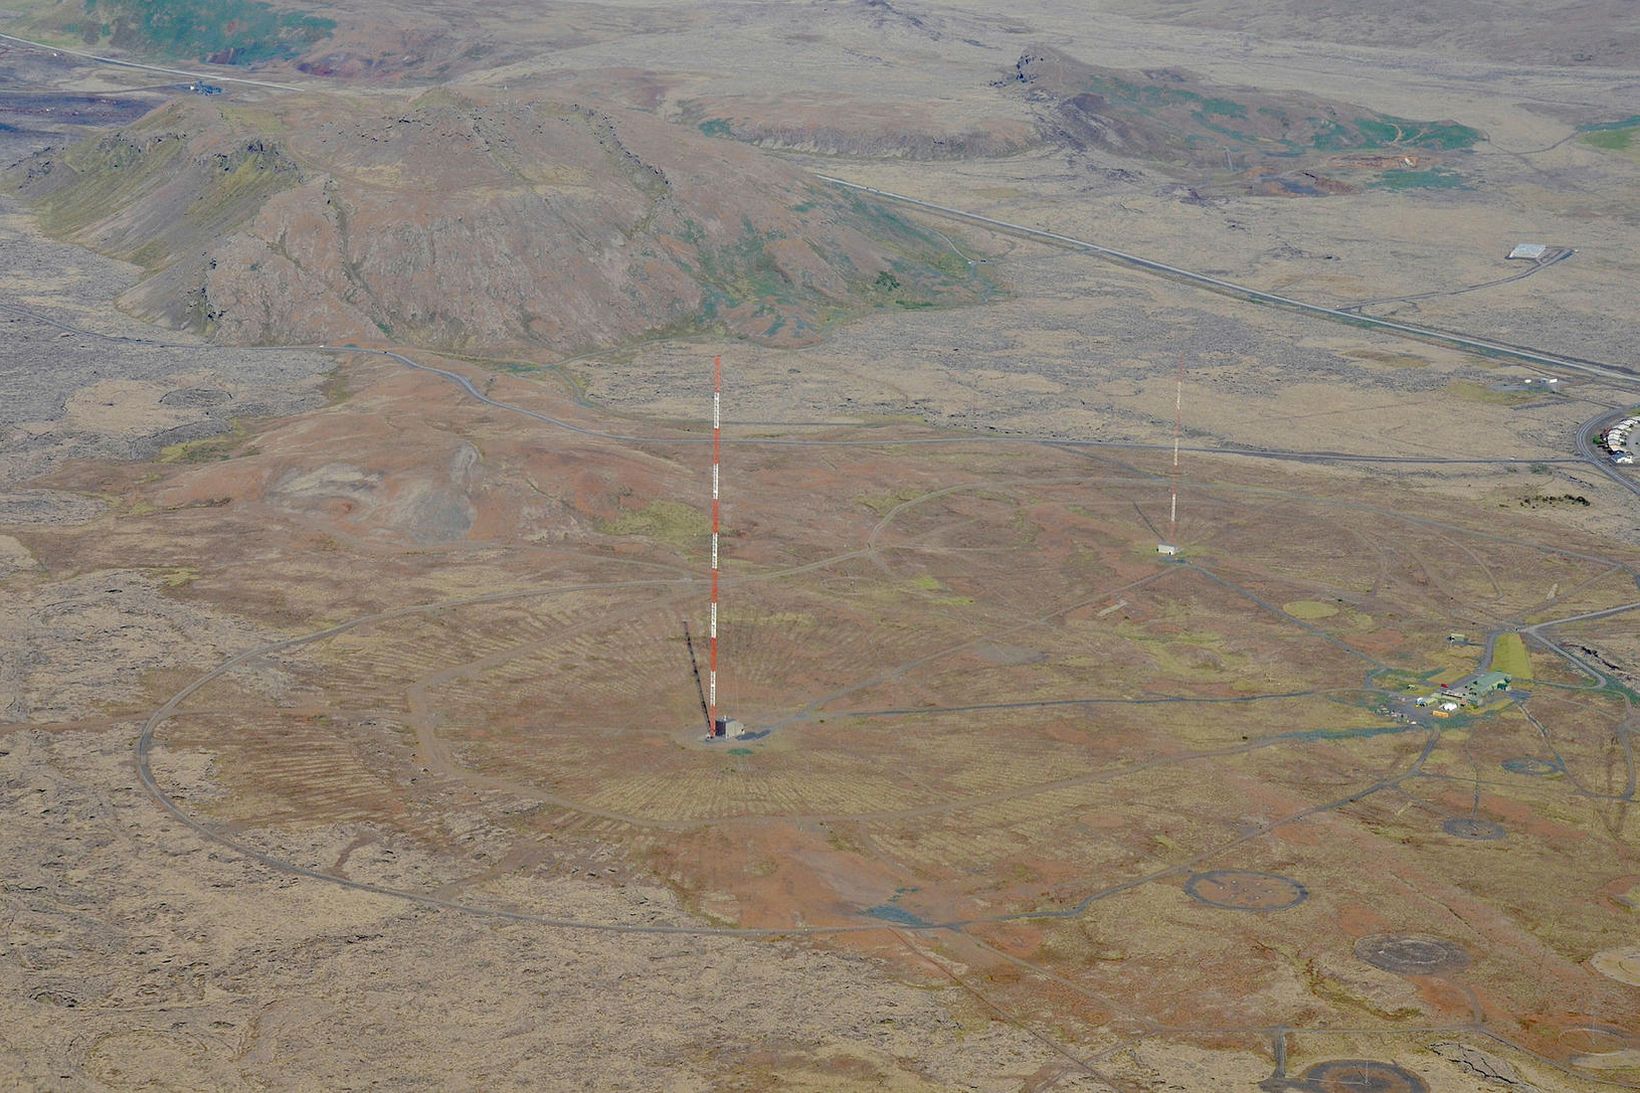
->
(708, 717, 746, 740)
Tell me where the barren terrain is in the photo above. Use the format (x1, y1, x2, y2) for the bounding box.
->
(3, 0, 1639, 1089)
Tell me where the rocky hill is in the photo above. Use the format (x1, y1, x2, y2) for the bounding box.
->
(8, 92, 988, 353)
(681, 94, 1037, 160)
(1010, 48, 1483, 195)
(21, 0, 335, 66)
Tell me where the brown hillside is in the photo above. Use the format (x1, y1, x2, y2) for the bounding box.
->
(9, 92, 988, 353)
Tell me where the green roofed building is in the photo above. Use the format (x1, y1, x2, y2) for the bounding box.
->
(1459, 671, 1512, 703)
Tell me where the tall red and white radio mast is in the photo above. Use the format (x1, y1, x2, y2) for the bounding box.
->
(709, 354, 723, 736)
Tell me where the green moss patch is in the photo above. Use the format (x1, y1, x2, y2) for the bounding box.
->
(599, 500, 709, 550)
(1445, 380, 1534, 405)
(1368, 166, 1468, 191)
(158, 422, 249, 464)
(1578, 121, 1640, 160)
(1581, 129, 1634, 151)
(1058, 62, 1479, 174)
(71, 0, 334, 65)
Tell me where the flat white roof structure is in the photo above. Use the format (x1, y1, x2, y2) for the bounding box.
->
(1157, 543, 1179, 556)
(1508, 243, 1549, 260)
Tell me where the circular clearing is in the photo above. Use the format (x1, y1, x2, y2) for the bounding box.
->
(1558, 1022, 1639, 1057)
(1591, 946, 1640, 986)
(1283, 599, 1339, 620)
(1298, 1060, 1428, 1093)
(1354, 934, 1470, 976)
(1442, 817, 1507, 841)
(1502, 756, 1560, 776)
(1184, 869, 1308, 912)
(85, 1030, 210, 1086)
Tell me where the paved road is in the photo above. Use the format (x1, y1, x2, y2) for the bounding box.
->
(0, 30, 303, 91)
(2, 28, 1627, 386)
(17, 278, 1638, 1093)
(1340, 246, 1574, 313)
(0, 301, 1595, 470)
(113, 312, 1636, 887)
(4, 80, 1634, 1082)
(6, 222, 1637, 933)
(1573, 406, 1640, 502)
(1524, 599, 1640, 802)
(816, 176, 1640, 388)
(1524, 597, 1640, 693)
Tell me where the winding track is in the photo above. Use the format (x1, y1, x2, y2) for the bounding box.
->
(1575, 406, 1640, 502)
(0, 299, 1602, 469)
(120, 352, 1638, 1091)
(90, 312, 1630, 933)
(6, 272, 1635, 936)
(6, 159, 1640, 1080)
(131, 465, 1638, 929)
(816, 176, 1640, 387)
(6, 193, 1633, 919)
(1339, 247, 1575, 313)
(0, 30, 303, 91)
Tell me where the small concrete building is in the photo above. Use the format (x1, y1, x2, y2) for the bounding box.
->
(1157, 543, 1179, 556)
(1507, 243, 1549, 261)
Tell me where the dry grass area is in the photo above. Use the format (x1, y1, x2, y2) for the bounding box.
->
(2, 339, 1630, 1087)
(3, 0, 1639, 1087)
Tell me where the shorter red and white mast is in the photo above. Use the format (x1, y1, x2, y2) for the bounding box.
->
(1169, 362, 1182, 544)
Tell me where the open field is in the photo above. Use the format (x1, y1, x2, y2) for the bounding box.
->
(2, 0, 1639, 1087)
(1, 317, 1632, 1086)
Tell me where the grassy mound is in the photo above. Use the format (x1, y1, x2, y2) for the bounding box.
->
(1014, 48, 1481, 193)
(32, 0, 333, 65)
(1490, 633, 1533, 682)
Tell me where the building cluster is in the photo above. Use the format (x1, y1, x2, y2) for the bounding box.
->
(1415, 671, 1512, 716)
(1602, 415, 1638, 465)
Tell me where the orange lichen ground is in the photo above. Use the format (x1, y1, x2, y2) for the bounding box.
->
(51, 352, 1636, 1081)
